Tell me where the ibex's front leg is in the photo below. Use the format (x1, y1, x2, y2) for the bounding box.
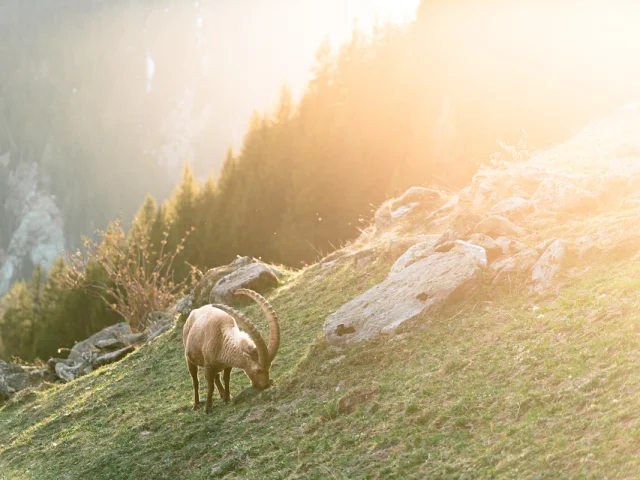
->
(186, 359, 199, 410)
(223, 367, 233, 403)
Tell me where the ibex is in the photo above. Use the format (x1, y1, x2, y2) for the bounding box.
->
(183, 288, 280, 413)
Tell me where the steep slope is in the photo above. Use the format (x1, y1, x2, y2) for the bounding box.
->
(3, 106, 640, 479)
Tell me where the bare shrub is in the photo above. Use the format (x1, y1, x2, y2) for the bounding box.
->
(61, 218, 197, 331)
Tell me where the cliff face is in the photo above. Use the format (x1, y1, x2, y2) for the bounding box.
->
(0, 161, 64, 294)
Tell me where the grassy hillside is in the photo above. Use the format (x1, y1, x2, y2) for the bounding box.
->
(2, 228, 640, 478)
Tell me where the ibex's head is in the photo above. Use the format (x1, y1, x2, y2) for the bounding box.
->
(213, 288, 280, 390)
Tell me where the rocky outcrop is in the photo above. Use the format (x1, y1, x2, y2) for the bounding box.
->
(374, 187, 445, 233)
(324, 249, 483, 345)
(68, 322, 132, 362)
(531, 178, 599, 214)
(192, 256, 282, 308)
(193, 257, 255, 308)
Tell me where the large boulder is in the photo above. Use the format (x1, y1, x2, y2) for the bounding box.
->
(193, 257, 255, 308)
(324, 250, 482, 345)
(531, 178, 599, 214)
(210, 263, 279, 305)
(68, 322, 132, 362)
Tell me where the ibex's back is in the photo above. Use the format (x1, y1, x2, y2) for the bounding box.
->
(183, 305, 254, 367)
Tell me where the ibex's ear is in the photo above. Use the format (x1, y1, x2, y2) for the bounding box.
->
(239, 337, 259, 362)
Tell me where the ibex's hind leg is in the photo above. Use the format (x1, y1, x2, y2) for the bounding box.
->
(186, 359, 199, 410)
(214, 375, 225, 400)
(204, 367, 221, 414)
(223, 367, 232, 403)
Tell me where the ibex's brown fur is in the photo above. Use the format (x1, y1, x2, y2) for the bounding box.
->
(183, 288, 280, 413)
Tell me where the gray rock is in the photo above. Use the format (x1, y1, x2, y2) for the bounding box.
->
(433, 210, 484, 249)
(530, 239, 568, 294)
(389, 236, 440, 275)
(434, 240, 487, 268)
(475, 215, 527, 238)
(489, 197, 535, 219)
(467, 234, 502, 263)
(146, 323, 173, 343)
(531, 178, 599, 214)
(68, 322, 131, 362)
(192, 257, 256, 308)
(3, 371, 29, 392)
(95, 338, 127, 351)
(494, 237, 528, 256)
(121, 332, 148, 344)
(210, 263, 279, 305)
(0, 376, 11, 401)
(47, 357, 76, 371)
(490, 249, 539, 285)
(55, 362, 84, 383)
(174, 294, 194, 315)
(324, 250, 482, 345)
(535, 238, 559, 255)
(93, 346, 136, 369)
(0, 361, 38, 392)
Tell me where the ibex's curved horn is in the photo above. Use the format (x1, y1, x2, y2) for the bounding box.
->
(234, 289, 280, 364)
(211, 303, 269, 368)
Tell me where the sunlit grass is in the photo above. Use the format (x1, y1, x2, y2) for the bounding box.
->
(2, 253, 640, 478)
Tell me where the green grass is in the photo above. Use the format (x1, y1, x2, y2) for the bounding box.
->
(2, 252, 640, 479)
